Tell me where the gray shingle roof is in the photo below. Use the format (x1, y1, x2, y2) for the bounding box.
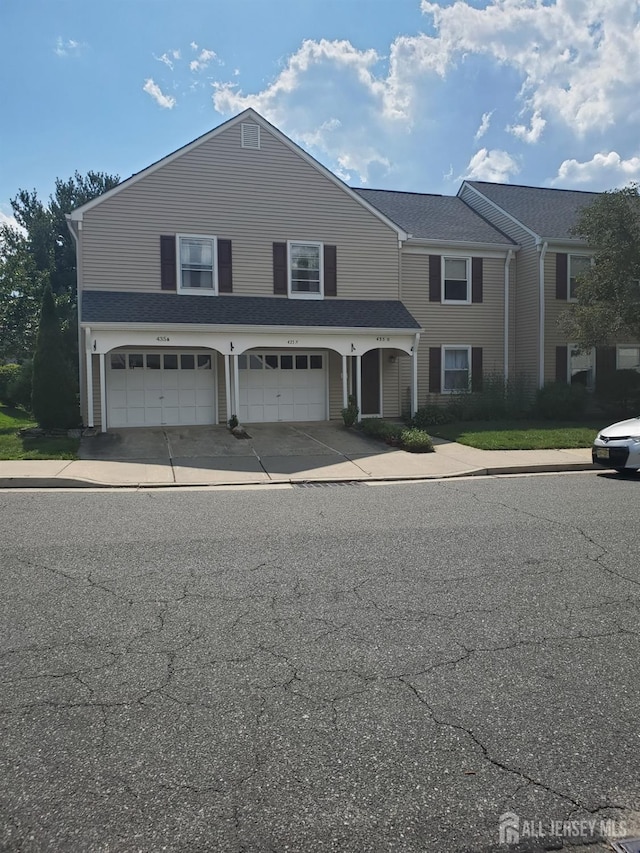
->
(81, 291, 421, 330)
(464, 181, 600, 240)
(353, 188, 516, 245)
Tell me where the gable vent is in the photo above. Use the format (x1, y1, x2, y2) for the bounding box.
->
(241, 122, 261, 150)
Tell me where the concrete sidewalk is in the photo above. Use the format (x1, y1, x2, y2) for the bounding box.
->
(0, 432, 597, 488)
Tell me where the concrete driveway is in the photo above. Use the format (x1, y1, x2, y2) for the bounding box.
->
(79, 422, 450, 485)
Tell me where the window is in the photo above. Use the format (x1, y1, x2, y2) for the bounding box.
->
(442, 347, 471, 392)
(617, 346, 640, 371)
(568, 255, 591, 301)
(442, 257, 470, 303)
(569, 345, 595, 390)
(177, 235, 217, 294)
(289, 241, 323, 298)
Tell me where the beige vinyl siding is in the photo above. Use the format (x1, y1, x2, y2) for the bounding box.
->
(81, 121, 399, 299)
(382, 358, 400, 418)
(513, 246, 540, 387)
(460, 186, 542, 388)
(402, 253, 505, 405)
(328, 351, 343, 419)
(91, 353, 100, 427)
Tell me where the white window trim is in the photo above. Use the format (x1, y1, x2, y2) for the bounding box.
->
(567, 343, 596, 390)
(288, 240, 324, 300)
(567, 254, 592, 303)
(176, 234, 218, 296)
(616, 344, 640, 371)
(441, 345, 472, 394)
(441, 256, 471, 304)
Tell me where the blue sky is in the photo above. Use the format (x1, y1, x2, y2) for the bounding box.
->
(3, 0, 640, 228)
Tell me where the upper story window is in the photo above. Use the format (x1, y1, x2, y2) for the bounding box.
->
(177, 234, 217, 295)
(289, 241, 323, 299)
(568, 254, 591, 301)
(442, 257, 470, 304)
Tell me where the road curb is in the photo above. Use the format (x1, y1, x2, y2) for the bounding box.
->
(0, 463, 601, 489)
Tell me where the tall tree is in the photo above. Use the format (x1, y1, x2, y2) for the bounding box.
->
(31, 284, 79, 429)
(0, 170, 119, 362)
(560, 184, 640, 348)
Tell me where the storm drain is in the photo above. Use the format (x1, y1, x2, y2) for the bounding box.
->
(612, 840, 640, 853)
(293, 481, 362, 488)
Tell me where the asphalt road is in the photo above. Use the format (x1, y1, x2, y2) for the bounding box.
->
(1, 472, 639, 853)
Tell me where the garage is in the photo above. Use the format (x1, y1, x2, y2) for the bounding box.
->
(107, 350, 216, 427)
(237, 351, 327, 422)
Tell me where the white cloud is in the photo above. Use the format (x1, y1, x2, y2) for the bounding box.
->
(421, 0, 640, 136)
(474, 111, 493, 142)
(463, 148, 519, 182)
(190, 48, 217, 72)
(156, 51, 178, 70)
(0, 209, 23, 234)
(190, 41, 198, 51)
(508, 110, 546, 144)
(555, 151, 640, 187)
(54, 37, 82, 58)
(142, 78, 176, 109)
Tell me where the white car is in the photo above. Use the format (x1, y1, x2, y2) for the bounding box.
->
(592, 416, 640, 472)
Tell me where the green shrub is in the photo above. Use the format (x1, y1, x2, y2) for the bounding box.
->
(400, 427, 434, 453)
(360, 418, 403, 441)
(341, 394, 359, 427)
(228, 414, 239, 429)
(412, 404, 452, 428)
(443, 373, 534, 422)
(0, 364, 21, 401)
(595, 369, 640, 416)
(535, 381, 588, 420)
(31, 286, 80, 429)
(5, 360, 33, 411)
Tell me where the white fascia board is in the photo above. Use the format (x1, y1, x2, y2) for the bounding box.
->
(81, 322, 423, 334)
(459, 181, 540, 242)
(403, 238, 519, 256)
(539, 237, 590, 250)
(69, 108, 407, 240)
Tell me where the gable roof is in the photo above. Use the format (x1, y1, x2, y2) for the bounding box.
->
(354, 188, 515, 246)
(68, 109, 407, 240)
(462, 181, 599, 241)
(81, 290, 421, 331)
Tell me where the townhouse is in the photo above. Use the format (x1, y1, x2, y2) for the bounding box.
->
(66, 108, 638, 431)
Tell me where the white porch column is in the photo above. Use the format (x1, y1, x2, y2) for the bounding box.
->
(99, 352, 107, 433)
(355, 354, 362, 420)
(411, 345, 419, 417)
(224, 354, 231, 425)
(232, 354, 240, 421)
(85, 339, 94, 428)
(341, 354, 348, 409)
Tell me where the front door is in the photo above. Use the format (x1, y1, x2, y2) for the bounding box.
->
(361, 349, 381, 416)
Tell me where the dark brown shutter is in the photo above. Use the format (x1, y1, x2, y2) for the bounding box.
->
(596, 346, 616, 391)
(218, 239, 232, 293)
(160, 235, 176, 291)
(471, 257, 483, 303)
(556, 253, 568, 300)
(429, 347, 441, 393)
(324, 245, 337, 296)
(429, 255, 441, 302)
(471, 347, 483, 392)
(273, 242, 287, 295)
(555, 345, 568, 382)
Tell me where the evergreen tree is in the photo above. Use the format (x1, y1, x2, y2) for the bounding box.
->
(31, 284, 79, 429)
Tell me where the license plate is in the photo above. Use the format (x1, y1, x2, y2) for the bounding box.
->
(596, 447, 609, 459)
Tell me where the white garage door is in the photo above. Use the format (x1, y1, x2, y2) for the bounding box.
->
(107, 351, 216, 427)
(238, 352, 327, 423)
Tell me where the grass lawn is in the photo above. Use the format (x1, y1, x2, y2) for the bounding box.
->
(0, 404, 79, 460)
(430, 419, 604, 450)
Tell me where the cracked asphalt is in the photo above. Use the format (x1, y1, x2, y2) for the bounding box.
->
(1, 472, 639, 853)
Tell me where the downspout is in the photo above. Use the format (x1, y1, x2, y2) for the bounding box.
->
(503, 249, 513, 383)
(537, 241, 548, 389)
